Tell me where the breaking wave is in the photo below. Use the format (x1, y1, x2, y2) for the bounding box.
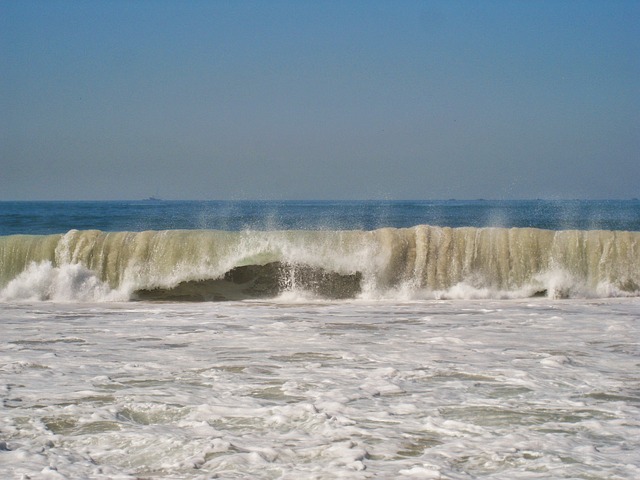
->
(1, 226, 638, 302)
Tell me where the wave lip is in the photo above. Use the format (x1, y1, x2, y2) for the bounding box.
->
(1, 226, 638, 302)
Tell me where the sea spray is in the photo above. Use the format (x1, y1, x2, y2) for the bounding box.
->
(0, 261, 120, 302)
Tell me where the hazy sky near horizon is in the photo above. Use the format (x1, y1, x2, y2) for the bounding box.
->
(1, 0, 638, 200)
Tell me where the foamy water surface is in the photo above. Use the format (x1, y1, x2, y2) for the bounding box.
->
(1, 297, 639, 479)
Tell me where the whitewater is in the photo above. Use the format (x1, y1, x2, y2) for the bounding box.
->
(1, 200, 639, 478)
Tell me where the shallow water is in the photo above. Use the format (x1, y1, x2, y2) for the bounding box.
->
(1, 200, 639, 478)
(1, 297, 639, 479)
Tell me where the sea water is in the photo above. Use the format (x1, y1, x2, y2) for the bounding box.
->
(1, 200, 639, 479)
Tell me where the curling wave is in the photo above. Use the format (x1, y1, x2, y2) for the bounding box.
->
(0, 226, 638, 301)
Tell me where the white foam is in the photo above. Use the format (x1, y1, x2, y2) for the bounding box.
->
(4, 297, 639, 478)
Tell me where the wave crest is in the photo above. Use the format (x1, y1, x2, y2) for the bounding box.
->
(1, 226, 638, 301)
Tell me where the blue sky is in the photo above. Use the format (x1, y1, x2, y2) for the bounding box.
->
(1, 0, 638, 200)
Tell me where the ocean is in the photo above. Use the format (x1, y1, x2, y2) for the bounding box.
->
(1, 200, 639, 479)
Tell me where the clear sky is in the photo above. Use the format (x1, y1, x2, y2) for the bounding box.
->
(1, 0, 638, 200)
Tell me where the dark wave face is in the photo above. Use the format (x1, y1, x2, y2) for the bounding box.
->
(133, 262, 363, 302)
